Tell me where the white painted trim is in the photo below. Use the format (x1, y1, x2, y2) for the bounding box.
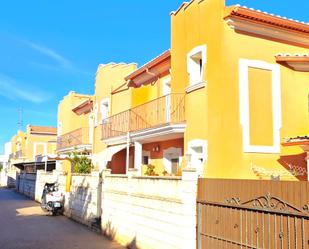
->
(56, 144, 92, 154)
(94, 102, 99, 127)
(185, 81, 206, 94)
(33, 142, 47, 160)
(187, 45, 207, 86)
(100, 98, 110, 124)
(103, 123, 186, 146)
(162, 76, 171, 96)
(57, 122, 62, 136)
(239, 58, 282, 153)
(130, 123, 186, 142)
(187, 139, 207, 176)
(88, 114, 94, 145)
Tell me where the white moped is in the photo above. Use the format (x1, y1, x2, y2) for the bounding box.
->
(41, 182, 64, 216)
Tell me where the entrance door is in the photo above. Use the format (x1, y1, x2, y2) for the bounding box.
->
(163, 147, 182, 176)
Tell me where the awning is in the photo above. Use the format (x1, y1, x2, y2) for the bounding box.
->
(92, 144, 127, 164)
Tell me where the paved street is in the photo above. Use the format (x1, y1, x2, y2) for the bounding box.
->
(0, 188, 124, 249)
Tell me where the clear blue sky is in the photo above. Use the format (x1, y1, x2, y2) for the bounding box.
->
(0, 0, 308, 154)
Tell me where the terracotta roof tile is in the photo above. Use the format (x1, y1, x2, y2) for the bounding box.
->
(225, 5, 309, 34)
(29, 125, 57, 135)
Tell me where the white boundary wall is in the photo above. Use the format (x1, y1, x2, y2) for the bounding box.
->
(101, 168, 198, 249)
(18, 168, 198, 249)
(65, 172, 102, 226)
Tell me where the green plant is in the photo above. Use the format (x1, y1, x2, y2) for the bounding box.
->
(0, 163, 3, 172)
(145, 164, 156, 176)
(69, 151, 93, 174)
(162, 170, 169, 176)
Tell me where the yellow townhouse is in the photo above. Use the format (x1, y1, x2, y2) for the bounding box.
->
(91, 63, 137, 173)
(97, 0, 309, 181)
(11, 125, 57, 172)
(169, 0, 309, 180)
(99, 51, 186, 176)
(55, 91, 93, 172)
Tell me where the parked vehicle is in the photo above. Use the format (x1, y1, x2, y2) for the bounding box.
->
(41, 182, 64, 216)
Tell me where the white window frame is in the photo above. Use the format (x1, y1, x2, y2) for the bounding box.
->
(239, 59, 282, 154)
(100, 98, 110, 124)
(33, 142, 47, 160)
(187, 45, 207, 86)
(187, 139, 207, 176)
(94, 103, 99, 127)
(57, 122, 62, 136)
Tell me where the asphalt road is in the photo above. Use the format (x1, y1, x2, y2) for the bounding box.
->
(0, 188, 124, 249)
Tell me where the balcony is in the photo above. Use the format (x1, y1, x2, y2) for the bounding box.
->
(57, 127, 91, 152)
(102, 93, 185, 140)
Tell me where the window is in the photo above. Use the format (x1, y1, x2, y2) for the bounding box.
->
(142, 151, 151, 165)
(187, 45, 207, 86)
(57, 122, 62, 136)
(239, 59, 281, 153)
(143, 156, 149, 165)
(187, 139, 207, 176)
(94, 103, 98, 126)
(100, 99, 110, 123)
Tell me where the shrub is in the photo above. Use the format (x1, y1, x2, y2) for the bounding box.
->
(145, 164, 156, 176)
(69, 152, 93, 174)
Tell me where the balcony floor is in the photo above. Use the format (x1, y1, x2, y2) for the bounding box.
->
(103, 122, 186, 145)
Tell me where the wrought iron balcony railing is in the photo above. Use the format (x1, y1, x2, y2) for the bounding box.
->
(102, 93, 185, 140)
(57, 127, 90, 151)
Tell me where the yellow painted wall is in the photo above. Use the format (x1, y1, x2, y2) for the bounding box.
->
(131, 74, 171, 108)
(24, 126, 57, 160)
(10, 131, 27, 157)
(9, 127, 56, 164)
(171, 0, 309, 180)
(57, 92, 92, 177)
(93, 63, 136, 156)
(57, 91, 92, 136)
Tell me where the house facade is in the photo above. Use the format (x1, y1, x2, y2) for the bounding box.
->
(170, 0, 309, 180)
(9, 125, 57, 172)
(56, 91, 93, 171)
(92, 63, 136, 173)
(95, 0, 309, 180)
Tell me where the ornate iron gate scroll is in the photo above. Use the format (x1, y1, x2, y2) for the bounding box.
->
(197, 189, 309, 249)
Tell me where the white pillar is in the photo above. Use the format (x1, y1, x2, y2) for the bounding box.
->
(44, 156, 47, 172)
(126, 132, 130, 174)
(134, 141, 142, 175)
